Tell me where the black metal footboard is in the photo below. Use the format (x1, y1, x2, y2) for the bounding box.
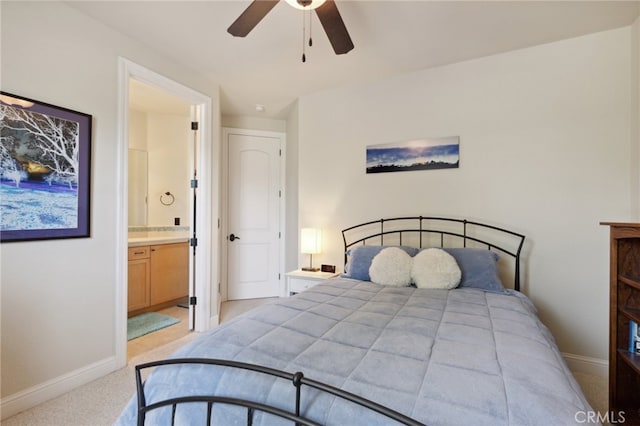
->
(135, 358, 425, 426)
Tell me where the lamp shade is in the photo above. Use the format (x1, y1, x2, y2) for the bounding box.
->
(300, 228, 322, 254)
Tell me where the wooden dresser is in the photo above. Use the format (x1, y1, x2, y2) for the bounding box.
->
(602, 222, 640, 422)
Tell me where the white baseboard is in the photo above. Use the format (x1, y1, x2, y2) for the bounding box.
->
(0, 356, 118, 420)
(563, 352, 608, 378)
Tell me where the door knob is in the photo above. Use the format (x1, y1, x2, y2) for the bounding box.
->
(229, 233, 240, 242)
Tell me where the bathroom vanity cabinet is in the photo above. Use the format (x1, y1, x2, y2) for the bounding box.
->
(127, 241, 189, 316)
(128, 245, 151, 312)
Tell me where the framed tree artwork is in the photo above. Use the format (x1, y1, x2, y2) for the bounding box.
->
(0, 92, 92, 242)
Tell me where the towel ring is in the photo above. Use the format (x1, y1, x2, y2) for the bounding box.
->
(160, 191, 175, 206)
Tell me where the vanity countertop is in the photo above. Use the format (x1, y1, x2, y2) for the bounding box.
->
(128, 231, 190, 247)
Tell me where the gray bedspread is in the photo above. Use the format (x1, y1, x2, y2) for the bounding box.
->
(116, 278, 594, 425)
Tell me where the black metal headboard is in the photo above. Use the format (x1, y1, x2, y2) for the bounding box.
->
(342, 216, 526, 291)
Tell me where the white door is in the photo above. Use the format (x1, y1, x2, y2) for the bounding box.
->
(227, 132, 281, 300)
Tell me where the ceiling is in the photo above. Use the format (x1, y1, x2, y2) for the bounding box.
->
(66, 1, 640, 119)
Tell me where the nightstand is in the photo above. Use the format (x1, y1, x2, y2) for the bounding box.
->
(285, 269, 339, 296)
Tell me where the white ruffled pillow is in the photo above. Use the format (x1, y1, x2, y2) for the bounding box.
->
(411, 248, 462, 289)
(369, 247, 413, 287)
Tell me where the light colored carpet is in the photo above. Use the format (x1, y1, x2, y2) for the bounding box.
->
(1, 333, 199, 426)
(2, 298, 272, 426)
(3, 297, 607, 426)
(573, 371, 609, 416)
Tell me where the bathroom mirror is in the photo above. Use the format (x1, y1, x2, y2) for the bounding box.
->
(128, 149, 148, 226)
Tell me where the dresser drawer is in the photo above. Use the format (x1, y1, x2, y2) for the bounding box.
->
(128, 246, 150, 260)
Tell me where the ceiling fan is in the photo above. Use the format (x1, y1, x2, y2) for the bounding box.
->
(227, 0, 354, 56)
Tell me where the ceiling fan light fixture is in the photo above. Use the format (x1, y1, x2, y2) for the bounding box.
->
(284, 0, 326, 10)
(228, 0, 353, 58)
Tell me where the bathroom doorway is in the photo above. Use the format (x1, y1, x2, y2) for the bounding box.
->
(127, 79, 192, 360)
(117, 58, 213, 367)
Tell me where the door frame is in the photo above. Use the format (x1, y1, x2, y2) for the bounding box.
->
(116, 58, 214, 367)
(221, 127, 286, 301)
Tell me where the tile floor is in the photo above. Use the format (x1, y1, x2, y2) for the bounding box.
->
(127, 305, 190, 361)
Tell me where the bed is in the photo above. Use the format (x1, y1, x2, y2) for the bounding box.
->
(116, 216, 595, 425)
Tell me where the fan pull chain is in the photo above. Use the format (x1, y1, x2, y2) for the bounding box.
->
(301, 9, 306, 62)
(308, 8, 313, 47)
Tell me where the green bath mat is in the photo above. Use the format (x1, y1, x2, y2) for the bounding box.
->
(127, 312, 180, 341)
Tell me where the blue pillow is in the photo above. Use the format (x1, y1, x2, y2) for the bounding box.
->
(342, 245, 420, 282)
(441, 248, 505, 293)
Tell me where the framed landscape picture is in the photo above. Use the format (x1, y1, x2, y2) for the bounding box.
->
(366, 136, 460, 174)
(0, 92, 92, 242)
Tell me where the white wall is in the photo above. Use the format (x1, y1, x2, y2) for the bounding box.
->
(221, 115, 286, 133)
(298, 27, 633, 361)
(128, 109, 148, 151)
(146, 113, 191, 227)
(0, 1, 219, 416)
(633, 16, 640, 219)
(285, 103, 300, 272)
(128, 110, 192, 227)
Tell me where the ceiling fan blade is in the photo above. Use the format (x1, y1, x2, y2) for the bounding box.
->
(315, 0, 354, 55)
(228, 0, 280, 37)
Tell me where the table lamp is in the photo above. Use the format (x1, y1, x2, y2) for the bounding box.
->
(301, 228, 322, 271)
